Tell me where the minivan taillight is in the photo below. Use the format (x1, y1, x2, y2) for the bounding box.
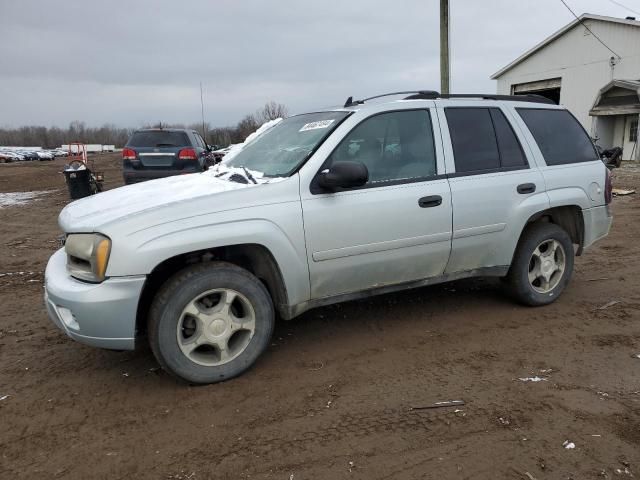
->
(604, 168, 613, 205)
(122, 148, 136, 160)
(178, 148, 198, 161)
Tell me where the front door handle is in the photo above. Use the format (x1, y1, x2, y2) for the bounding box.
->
(517, 183, 536, 194)
(418, 195, 442, 208)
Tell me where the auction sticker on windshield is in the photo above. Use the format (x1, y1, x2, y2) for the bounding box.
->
(299, 120, 335, 132)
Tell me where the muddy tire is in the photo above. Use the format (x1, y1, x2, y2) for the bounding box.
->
(148, 262, 274, 384)
(507, 222, 574, 306)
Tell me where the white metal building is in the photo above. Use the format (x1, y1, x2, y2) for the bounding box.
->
(491, 14, 640, 160)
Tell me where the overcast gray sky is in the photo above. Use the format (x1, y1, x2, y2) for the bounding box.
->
(0, 0, 636, 128)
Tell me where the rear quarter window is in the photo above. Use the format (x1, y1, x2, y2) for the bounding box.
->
(127, 131, 190, 148)
(517, 109, 597, 165)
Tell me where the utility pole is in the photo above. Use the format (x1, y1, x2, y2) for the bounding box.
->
(440, 0, 450, 94)
(200, 81, 207, 144)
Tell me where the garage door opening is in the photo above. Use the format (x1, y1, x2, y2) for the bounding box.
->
(511, 78, 561, 104)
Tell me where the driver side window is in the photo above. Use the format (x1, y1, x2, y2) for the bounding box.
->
(327, 110, 437, 185)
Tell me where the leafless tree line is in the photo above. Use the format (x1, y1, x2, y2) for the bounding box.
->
(0, 101, 288, 149)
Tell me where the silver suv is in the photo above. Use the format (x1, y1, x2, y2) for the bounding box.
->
(44, 91, 613, 384)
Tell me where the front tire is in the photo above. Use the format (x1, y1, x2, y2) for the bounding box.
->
(507, 222, 574, 306)
(148, 262, 275, 384)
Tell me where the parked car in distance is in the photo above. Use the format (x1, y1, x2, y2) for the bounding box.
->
(122, 128, 213, 184)
(45, 91, 613, 384)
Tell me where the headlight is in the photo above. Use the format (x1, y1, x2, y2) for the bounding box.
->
(65, 233, 111, 282)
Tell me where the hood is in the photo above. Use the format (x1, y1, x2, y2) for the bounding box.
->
(59, 172, 250, 232)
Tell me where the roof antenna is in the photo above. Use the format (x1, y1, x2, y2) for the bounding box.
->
(344, 96, 354, 107)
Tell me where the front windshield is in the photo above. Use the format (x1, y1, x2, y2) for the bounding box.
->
(224, 111, 350, 177)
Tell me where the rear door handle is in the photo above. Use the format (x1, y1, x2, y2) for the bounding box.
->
(418, 195, 442, 208)
(517, 183, 536, 194)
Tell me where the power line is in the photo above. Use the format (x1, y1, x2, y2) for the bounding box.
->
(607, 0, 640, 16)
(558, 0, 622, 58)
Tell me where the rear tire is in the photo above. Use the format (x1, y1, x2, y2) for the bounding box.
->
(148, 262, 274, 384)
(506, 222, 574, 306)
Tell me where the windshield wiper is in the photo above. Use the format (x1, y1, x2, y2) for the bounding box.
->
(241, 166, 257, 184)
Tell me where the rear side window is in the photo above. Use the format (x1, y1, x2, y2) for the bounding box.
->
(517, 109, 597, 165)
(445, 107, 527, 173)
(127, 131, 190, 148)
(194, 133, 207, 149)
(490, 109, 527, 168)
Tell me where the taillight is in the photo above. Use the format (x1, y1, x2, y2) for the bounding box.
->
(604, 168, 613, 205)
(178, 148, 198, 161)
(122, 148, 136, 160)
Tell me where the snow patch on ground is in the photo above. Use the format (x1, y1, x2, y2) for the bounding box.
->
(0, 190, 53, 208)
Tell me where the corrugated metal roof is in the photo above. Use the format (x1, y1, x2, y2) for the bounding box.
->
(491, 14, 640, 79)
(589, 79, 640, 116)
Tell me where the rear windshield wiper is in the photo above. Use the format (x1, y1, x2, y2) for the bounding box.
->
(155, 143, 177, 147)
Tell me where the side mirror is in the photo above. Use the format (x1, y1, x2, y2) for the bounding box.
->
(317, 161, 368, 191)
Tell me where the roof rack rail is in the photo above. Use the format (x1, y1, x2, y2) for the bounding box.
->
(344, 90, 439, 107)
(404, 92, 555, 104)
(343, 90, 555, 107)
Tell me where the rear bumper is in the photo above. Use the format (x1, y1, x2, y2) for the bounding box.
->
(123, 168, 201, 184)
(582, 205, 613, 249)
(44, 248, 145, 350)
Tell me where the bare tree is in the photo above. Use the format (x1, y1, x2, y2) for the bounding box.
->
(235, 114, 260, 142)
(0, 102, 288, 148)
(255, 101, 288, 123)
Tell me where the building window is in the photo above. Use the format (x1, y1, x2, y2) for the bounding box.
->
(630, 119, 638, 143)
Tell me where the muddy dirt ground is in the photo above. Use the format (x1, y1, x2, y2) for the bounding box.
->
(1, 154, 639, 479)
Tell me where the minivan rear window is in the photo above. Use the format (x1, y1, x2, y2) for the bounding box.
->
(127, 131, 190, 148)
(517, 109, 597, 165)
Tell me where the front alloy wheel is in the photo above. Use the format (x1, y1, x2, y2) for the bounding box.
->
(149, 263, 275, 384)
(177, 289, 256, 367)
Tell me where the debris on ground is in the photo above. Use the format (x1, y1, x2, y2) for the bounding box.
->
(595, 300, 621, 310)
(615, 467, 633, 476)
(562, 440, 576, 449)
(518, 376, 547, 382)
(0, 395, 9, 401)
(612, 188, 635, 196)
(410, 400, 465, 410)
(308, 361, 324, 371)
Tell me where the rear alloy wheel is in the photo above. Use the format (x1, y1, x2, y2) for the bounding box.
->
(527, 239, 566, 294)
(149, 262, 274, 384)
(507, 222, 574, 306)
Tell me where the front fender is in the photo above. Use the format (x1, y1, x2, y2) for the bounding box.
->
(106, 209, 310, 307)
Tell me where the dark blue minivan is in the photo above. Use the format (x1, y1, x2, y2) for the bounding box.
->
(122, 128, 213, 184)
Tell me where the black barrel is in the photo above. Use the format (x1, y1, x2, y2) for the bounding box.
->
(64, 168, 93, 199)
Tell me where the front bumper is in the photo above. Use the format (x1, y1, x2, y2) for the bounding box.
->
(44, 248, 146, 350)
